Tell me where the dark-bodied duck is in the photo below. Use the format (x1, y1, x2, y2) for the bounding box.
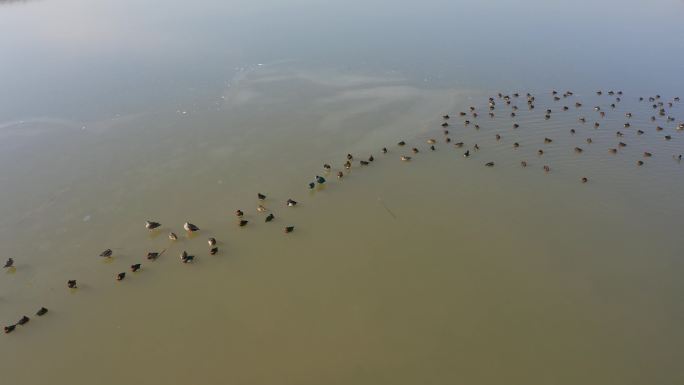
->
(184, 222, 199, 232)
(36, 307, 48, 316)
(208, 238, 216, 246)
(382, 147, 388, 154)
(265, 213, 275, 222)
(316, 175, 326, 184)
(344, 161, 352, 169)
(412, 148, 419, 154)
(67, 280, 78, 289)
(543, 165, 551, 173)
(239, 220, 249, 227)
(336, 171, 344, 179)
(287, 199, 298, 207)
(210, 247, 218, 255)
(3, 257, 13, 268)
(359, 160, 369, 166)
(180, 251, 194, 263)
(169, 232, 178, 241)
(400, 156, 412, 161)
(643, 152, 652, 157)
(17, 316, 29, 326)
(100, 249, 113, 258)
(257, 193, 267, 200)
(145, 221, 161, 230)
(485, 161, 495, 167)
(347, 154, 353, 160)
(4, 325, 15, 334)
(284, 226, 295, 234)
(235, 209, 244, 217)
(131, 264, 141, 272)
(581, 177, 588, 183)
(116, 272, 126, 281)
(520, 161, 528, 167)
(147, 252, 160, 260)
(398, 141, 406, 146)
(574, 147, 583, 153)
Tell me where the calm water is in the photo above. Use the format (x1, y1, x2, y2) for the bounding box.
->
(1, 1, 683, 384)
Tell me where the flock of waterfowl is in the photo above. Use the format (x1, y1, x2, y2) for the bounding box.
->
(3, 89, 682, 335)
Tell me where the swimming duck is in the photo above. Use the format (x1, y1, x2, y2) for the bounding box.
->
(637, 130, 644, 135)
(265, 213, 275, 222)
(3, 258, 13, 268)
(485, 162, 495, 167)
(430, 145, 436, 151)
(4, 325, 15, 334)
(284, 226, 295, 234)
(495, 134, 501, 141)
(131, 264, 141, 272)
(17, 316, 29, 326)
(180, 251, 194, 263)
(442, 122, 449, 128)
(538, 149, 544, 156)
(626, 112, 633, 118)
(445, 137, 451, 143)
(287, 199, 298, 207)
(579, 117, 586, 123)
(398, 141, 406, 146)
(169, 232, 178, 241)
(581, 177, 588, 183)
(464, 120, 471, 125)
(574, 147, 583, 153)
(210, 247, 218, 255)
(586, 138, 593, 144)
(36, 307, 48, 316)
(619, 142, 627, 147)
(513, 142, 519, 148)
(454, 142, 464, 148)
(609, 148, 618, 154)
(344, 161, 352, 169)
(257, 205, 268, 213)
(184, 222, 199, 232)
(257, 193, 267, 200)
(336, 171, 344, 179)
(563, 106, 569, 111)
(368, 155, 374, 162)
(382, 147, 388, 154)
(323, 164, 332, 171)
(239, 220, 249, 227)
(427, 139, 436, 144)
(400, 156, 412, 161)
(643, 152, 652, 157)
(443, 114, 450, 120)
(543, 165, 550, 173)
(360, 160, 369, 166)
(208, 238, 216, 246)
(665, 135, 672, 140)
(616, 131, 624, 137)
(656, 126, 663, 131)
(67, 280, 78, 289)
(347, 154, 353, 160)
(599, 111, 606, 118)
(637, 160, 644, 166)
(99, 249, 113, 258)
(146, 252, 159, 260)
(235, 209, 244, 217)
(513, 123, 519, 129)
(474, 144, 480, 151)
(624, 123, 631, 128)
(316, 175, 326, 184)
(116, 272, 126, 281)
(412, 148, 419, 154)
(459, 112, 467, 116)
(594, 122, 600, 128)
(145, 221, 161, 230)
(570, 129, 576, 134)
(544, 137, 553, 144)
(463, 150, 470, 157)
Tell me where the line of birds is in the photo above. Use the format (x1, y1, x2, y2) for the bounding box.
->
(3, 89, 681, 334)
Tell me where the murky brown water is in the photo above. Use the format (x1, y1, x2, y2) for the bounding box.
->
(1, 1, 684, 384)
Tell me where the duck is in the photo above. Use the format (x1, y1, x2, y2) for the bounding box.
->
(544, 137, 553, 144)
(180, 251, 194, 263)
(145, 221, 161, 230)
(184, 222, 199, 232)
(36, 307, 48, 316)
(442, 114, 450, 120)
(344, 161, 352, 169)
(574, 147, 583, 153)
(257, 193, 267, 200)
(265, 213, 275, 222)
(427, 139, 436, 144)
(99, 249, 113, 258)
(619, 142, 627, 147)
(485, 162, 495, 167)
(208, 238, 216, 246)
(495, 134, 501, 141)
(235, 209, 244, 217)
(520, 161, 527, 167)
(3, 257, 13, 268)
(665, 135, 672, 140)
(67, 280, 78, 289)
(543, 165, 550, 173)
(4, 325, 15, 334)
(616, 131, 624, 137)
(579, 117, 586, 123)
(368, 155, 374, 162)
(400, 156, 412, 161)
(513, 123, 519, 129)
(316, 175, 326, 184)
(257, 205, 268, 213)
(513, 142, 519, 148)
(454, 142, 464, 148)
(336, 171, 344, 179)
(441, 122, 449, 128)
(347, 154, 353, 160)
(445, 137, 451, 143)
(130, 264, 141, 272)
(398, 141, 406, 146)
(323, 164, 332, 171)
(474, 144, 480, 151)
(609, 148, 618, 154)
(624, 123, 631, 128)
(284, 226, 295, 234)
(570, 129, 576, 134)
(537, 149, 544, 156)
(430, 145, 436, 151)
(169, 232, 178, 241)
(382, 147, 388, 154)
(581, 177, 588, 183)
(412, 148, 419, 154)
(287, 199, 298, 207)
(643, 152, 652, 157)
(586, 138, 593, 144)
(594, 122, 600, 128)
(463, 150, 470, 158)
(116, 272, 126, 281)
(146, 252, 160, 260)
(359, 160, 369, 166)
(637, 130, 644, 135)
(637, 160, 644, 166)
(210, 247, 218, 255)
(239, 220, 249, 227)
(17, 316, 29, 326)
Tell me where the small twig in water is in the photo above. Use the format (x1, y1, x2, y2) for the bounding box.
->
(377, 198, 397, 220)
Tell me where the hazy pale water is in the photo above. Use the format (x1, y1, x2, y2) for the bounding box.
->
(1, 0, 684, 384)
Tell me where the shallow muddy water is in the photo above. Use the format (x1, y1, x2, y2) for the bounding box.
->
(1, 1, 683, 384)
